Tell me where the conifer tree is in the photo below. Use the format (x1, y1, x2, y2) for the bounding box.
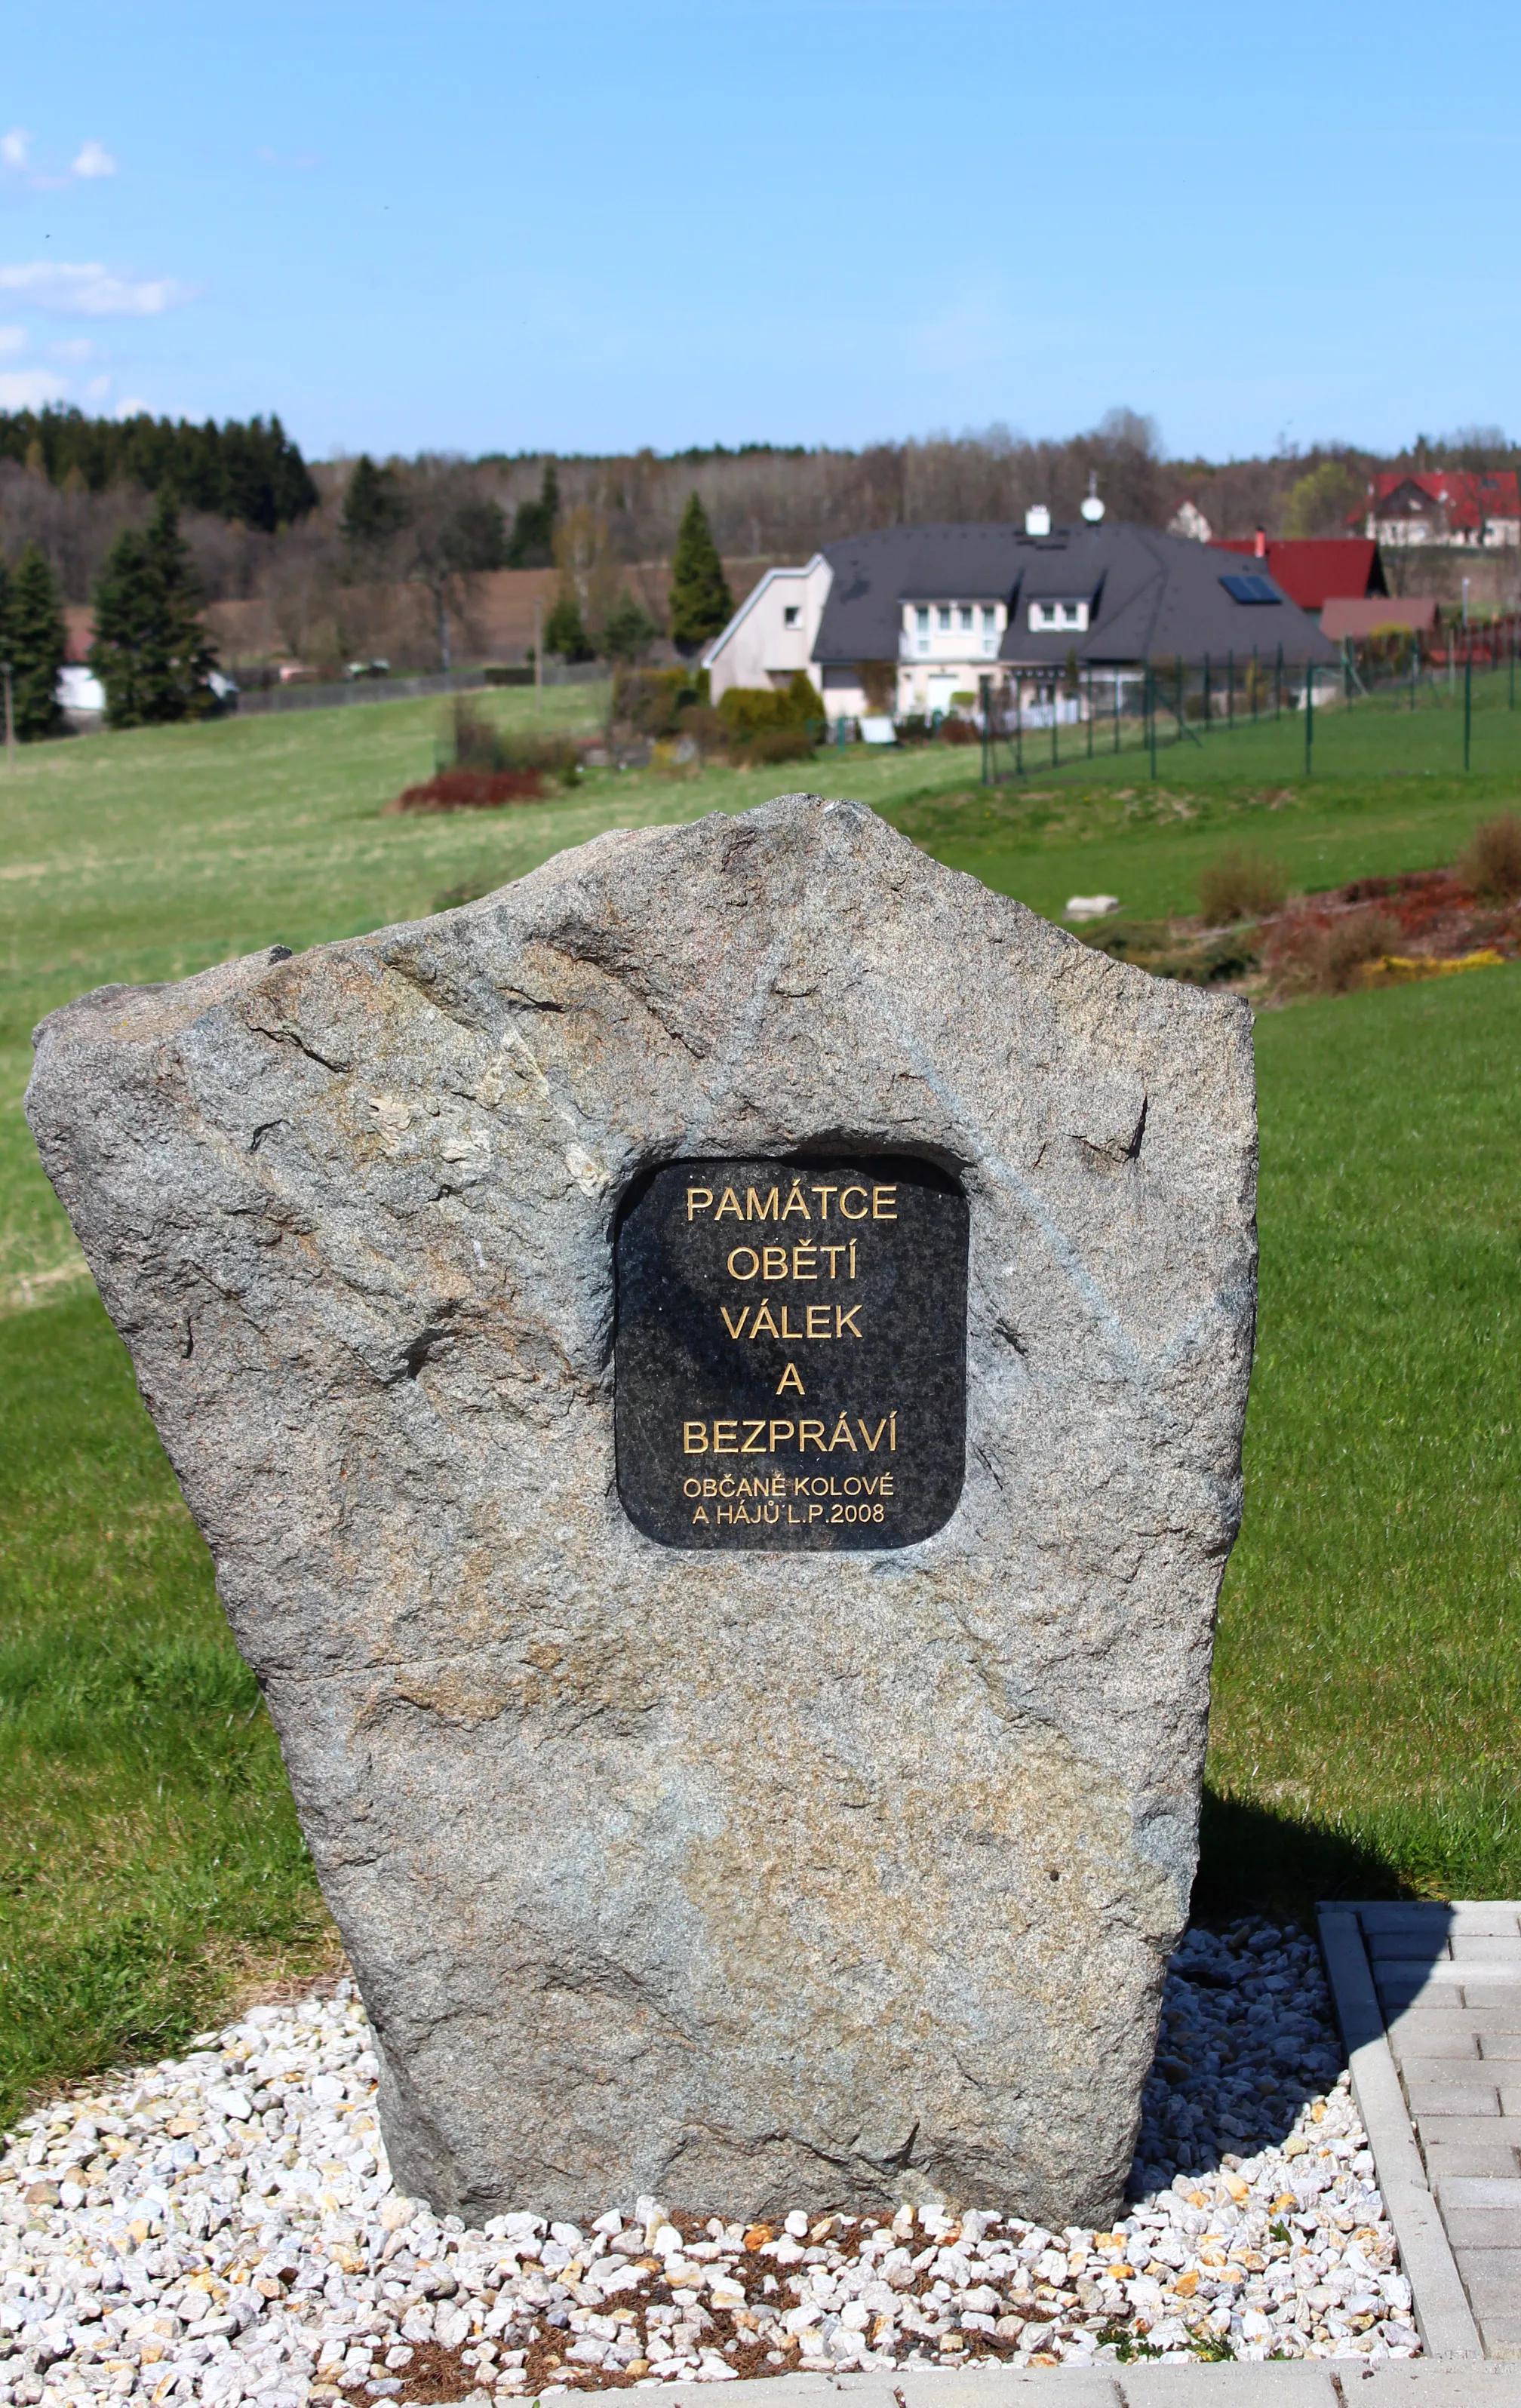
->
(543, 589, 592, 661)
(8, 543, 67, 739)
(668, 493, 733, 655)
(507, 463, 560, 568)
(341, 453, 406, 547)
(91, 491, 219, 727)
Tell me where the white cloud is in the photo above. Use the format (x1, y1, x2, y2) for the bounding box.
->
(72, 140, 116, 179)
(0, 368, 66, 408)
(85, 375, 113, 404)
(49, 336, 94, 363)
(0, 261, 189, 316)
(0, 325, 26, 356)
(115, 394, 148, 418)
(1, 127, 30, 170)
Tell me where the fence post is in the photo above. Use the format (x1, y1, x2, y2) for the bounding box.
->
(1410, 632, 1417, 711)
(1464, 638, 1473, 770)
(1511, 617, 1516, 711)
(1228, 647, 1234, 732)
(1086, 665, 1093, 758)
(1052, 682, 1059, 769)
(979, 675, 992, 787)
(1304, 659, 1314, 776)
(1203, 652, 1211, 733)
(1016, 682, 1023, 778)
(1275, 642, 1283, 720)
(1147, 662, 1157, 779)
(1114, 670, 1120, 753)
(1251, 643, 1258, 724)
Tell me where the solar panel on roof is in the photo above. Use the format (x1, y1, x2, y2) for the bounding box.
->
(1219, 573, 1281, 605)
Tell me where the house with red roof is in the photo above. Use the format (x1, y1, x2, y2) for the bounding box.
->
(1212, 533, 1386, 619)
(1360, 469, 1521, 549)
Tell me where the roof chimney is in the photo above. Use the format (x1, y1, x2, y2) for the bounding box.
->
(1025, 504, 1051, 536)
(1254, 526, 1268, 559)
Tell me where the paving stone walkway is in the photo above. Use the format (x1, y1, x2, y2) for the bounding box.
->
(1321, 1900, 1521, 2361)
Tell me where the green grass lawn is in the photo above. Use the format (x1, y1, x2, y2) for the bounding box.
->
(2, 683, 1519, 2121)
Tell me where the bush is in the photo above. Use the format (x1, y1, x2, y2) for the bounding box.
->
(1198, 846, 1289, 925)
(939, 714, 979, 745)
(599, 590, 659, 665)
(613, 666, 707, 737)
(717, 671, 822, 741)
(389, 769, 545, 814)
(1264, 906, 1402, 996)
(730, 725, 815, 768)
(445, 697, 579, 786)
(1459, 811, 1521, 901)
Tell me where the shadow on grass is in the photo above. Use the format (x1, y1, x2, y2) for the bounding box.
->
(1193, 1783, 1420, 1924)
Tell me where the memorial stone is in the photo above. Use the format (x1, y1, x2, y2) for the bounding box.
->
(25, 792, 1257, 2228)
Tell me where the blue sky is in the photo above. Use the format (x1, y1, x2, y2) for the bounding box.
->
(2, 0, 1517, 465)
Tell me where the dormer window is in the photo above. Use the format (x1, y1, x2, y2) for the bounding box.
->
(938, 607, 952, 632)
(1028, 599, 1090, 633)
(782, 604, 800, 628)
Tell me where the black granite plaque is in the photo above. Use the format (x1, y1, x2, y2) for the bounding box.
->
(614, 1156, 968, 1550)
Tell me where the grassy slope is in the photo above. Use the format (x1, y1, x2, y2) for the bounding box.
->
(2, 682, 1520, 2115)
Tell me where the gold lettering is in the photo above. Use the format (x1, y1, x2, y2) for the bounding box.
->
(720, 1305, 748, 1339)
(836, 1304, 862, 1338)
(761, 1245, 788, 1279)
(781, 1182, 810, 1219)
(714, 1187, 744, 1220)
(684, 1478, 702, 1496)
(693, 1506, 710, 1523)
(684, 1422, 708, 1453)
(858, 1417, 888, 1452)
(740, 1420, 766, 1454)
(686, 1187, 712, 1220)
(727, 1247, 760, 1279)
(780, 1306, 803, 1338)
(807, 1502, 823, 1520)
(799, 1420, 826, 1451)
(821, 1243, 846, 1276)
(791, 1244, 817, 1279)
(776, 1362, 805, 1396)
(849, 1239, 856, 1276)
(750, 1299, 780, 1338)
(872, 1184, 898, 1219)
(840, 1186, 868, 1219)
(713, 1421, 739, 1454)
(828, 1413, 859, 1451)
(769, 1419, 795, 1449)
(890, 1411, 897, 1451)
(811, 1184, 838, 1218)
(805, 1304, 831, 1338)
(746, 1187, 779, 1221)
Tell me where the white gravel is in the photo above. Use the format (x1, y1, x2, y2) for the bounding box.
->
(0, 1918, 1419, 2402)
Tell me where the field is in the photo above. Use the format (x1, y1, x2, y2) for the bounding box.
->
(2, 679, 1519, 2120)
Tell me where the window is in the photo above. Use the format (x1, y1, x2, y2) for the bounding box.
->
(782, 604, 800, 628)
(959, 606, 974, 631)
(916, 607, 930, 632)
(938, 607, 951, 632)
(982, 605, 998, 631)
(1218, 573, 1280, 604)
(1062, 603, 1079, 626)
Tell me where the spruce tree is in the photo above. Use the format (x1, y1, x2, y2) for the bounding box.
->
(341, 453, 406, 547)
(507, 464, 560, 568)
(91, 491, 219, 727)
(543, 589, 592, 661)
(668, 493, 733, 655)
(8, 544, 66, 739)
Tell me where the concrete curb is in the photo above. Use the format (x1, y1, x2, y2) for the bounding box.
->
(653, 2354, 1521, 2397)
(1318, 1908, 1481, 2360)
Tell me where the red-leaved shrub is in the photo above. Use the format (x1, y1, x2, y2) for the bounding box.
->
(388, 769, 545, 814)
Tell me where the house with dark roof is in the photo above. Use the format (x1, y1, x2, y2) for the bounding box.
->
(1361, 471, 1521, 550)
(703, 519, 1337, 721)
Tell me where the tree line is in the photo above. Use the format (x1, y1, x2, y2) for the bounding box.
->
(0, 407, 318, 532)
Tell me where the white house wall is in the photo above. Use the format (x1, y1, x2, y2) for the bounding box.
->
(702, 557, 833, 700)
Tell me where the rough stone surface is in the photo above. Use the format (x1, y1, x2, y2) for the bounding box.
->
(24, 794, 1257, 2229)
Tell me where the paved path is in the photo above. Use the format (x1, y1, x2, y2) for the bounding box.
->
(1322, 1900, 1521, 2360)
